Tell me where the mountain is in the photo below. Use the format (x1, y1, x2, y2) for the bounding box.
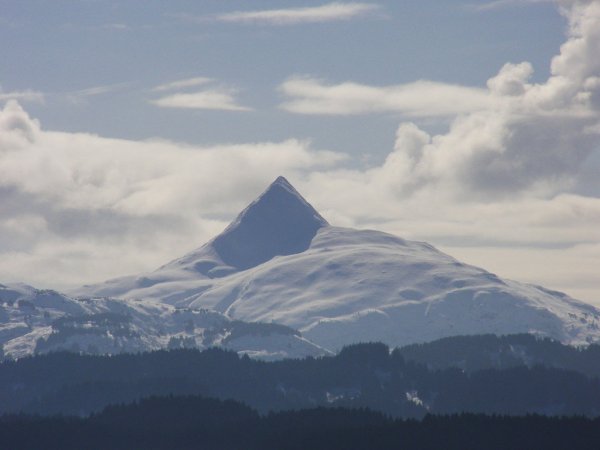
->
(0, 282, 328, 360)
(72, 177, 600, 351)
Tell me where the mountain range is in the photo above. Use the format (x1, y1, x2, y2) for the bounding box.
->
(1, 176, 599, 359)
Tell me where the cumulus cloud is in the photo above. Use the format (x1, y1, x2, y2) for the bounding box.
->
(283, 1, 600, 199)
(486, 62, 534, 96)
(211, 2, 381, 25)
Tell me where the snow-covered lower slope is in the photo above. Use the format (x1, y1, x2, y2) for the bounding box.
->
(73, 177, 600, 351)
(0, 283, 328, 360)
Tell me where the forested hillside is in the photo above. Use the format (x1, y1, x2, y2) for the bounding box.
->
(2, 395, 600, 450)
(2, 338, 600, 418)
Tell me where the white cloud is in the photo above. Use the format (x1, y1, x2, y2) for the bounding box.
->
(151, 89, 251, 111)
(0, 88, 44, 103)
(471, 0, 556, 12)
(71, 84, 125, 97)
(152, 77, 213, 92)
(0, 100, 342, 214)
(150, 78, 251, 111)
(101, 23, 129, 30)
(212, 2, 381, 25)
(280, 77, 494, 116)
(2, 82, 130, 106)
(282, 1, 600, 198)
(0, 100, 343, 287)
(62, 82, 131, 105)
(486, 62, 534, 96)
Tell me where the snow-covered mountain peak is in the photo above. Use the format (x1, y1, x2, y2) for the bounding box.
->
(71, 178, 600, 352)
(151, 176, 329, 278)
(210, 176, 329, 271)
(272, 175, 295, 190)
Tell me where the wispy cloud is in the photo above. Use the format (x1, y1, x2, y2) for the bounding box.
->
(2, 82, 130, 106)
(151, 89, 251, 111)
(279, 77, 493, 116)
(203, 2, 381, 26)
(71, 83, 129, 98)
(64, 82, 131, 104)
(470, 0, 555, 12)
(0, 88, 44, 103)
(152, 77, 213, 92)
(100, 23, 129, 30)
(150, 78, 251, 111)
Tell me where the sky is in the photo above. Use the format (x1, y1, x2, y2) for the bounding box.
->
(0, 0, 599, 305)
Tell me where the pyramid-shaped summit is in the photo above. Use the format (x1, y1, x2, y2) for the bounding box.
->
(211, 176, 329, 270)
(74, 176, 600, 352)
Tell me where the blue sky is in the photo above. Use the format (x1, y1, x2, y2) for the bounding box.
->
(1, 0, 564, 158)
(1, 0, 600, 305)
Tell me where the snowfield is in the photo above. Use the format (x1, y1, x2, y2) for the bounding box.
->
(0, 282, 328, 360)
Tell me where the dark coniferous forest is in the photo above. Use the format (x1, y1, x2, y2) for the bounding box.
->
(3, 334, 600, 449)
(2, 396, 600, 450)
(2, 335, 600, 417)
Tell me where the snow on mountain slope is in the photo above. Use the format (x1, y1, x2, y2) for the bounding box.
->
(73, 177, 600, 351)
(0, 283, 328, 360)
(74, 176, 328, 297)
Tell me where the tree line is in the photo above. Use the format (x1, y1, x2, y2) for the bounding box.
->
(2, 337, 600, 418)
(1, 395, 600, 450)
